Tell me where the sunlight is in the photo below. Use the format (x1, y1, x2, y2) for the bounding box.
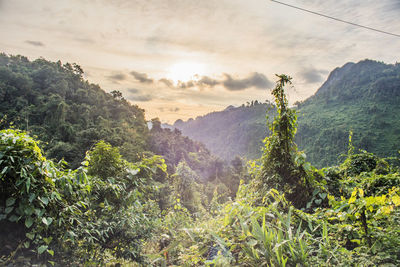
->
(166, 62, 206, 83)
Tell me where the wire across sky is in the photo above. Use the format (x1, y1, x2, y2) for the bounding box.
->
(270, 0, 400, 38)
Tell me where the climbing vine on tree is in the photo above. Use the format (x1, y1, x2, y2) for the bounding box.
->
(256, 74, 312, 207)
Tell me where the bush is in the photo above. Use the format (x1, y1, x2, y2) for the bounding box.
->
(0, 129, 166, 265)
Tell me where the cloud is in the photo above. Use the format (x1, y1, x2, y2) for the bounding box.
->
(223, 72, 273, 91)
(133, 94, 153, 102)
(175, 76, 220, 89)
(298, 68, 329, 83)
(107, 73, 126, 83)
(157, 107, 180, 112)
(156, 72, 273, 91)
(126, 87, 153, 102)
(159, 78, 174, 87)
(197, 76, 220, 87)
(127, 88, 139, 94)
(121, 69, 273, 92)
(130, 71, 154, 83)
(178, 80, 195, 89)
(25, 40, 45, 47)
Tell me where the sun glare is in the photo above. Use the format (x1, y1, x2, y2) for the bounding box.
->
(167, 62, 206, 84)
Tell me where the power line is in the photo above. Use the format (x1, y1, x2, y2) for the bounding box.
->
(270, 0, 400, 38)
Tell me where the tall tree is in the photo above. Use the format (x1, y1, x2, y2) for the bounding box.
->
(257, 75, 311, 207)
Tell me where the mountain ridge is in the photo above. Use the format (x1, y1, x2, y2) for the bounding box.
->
(169, 59, 400, 167)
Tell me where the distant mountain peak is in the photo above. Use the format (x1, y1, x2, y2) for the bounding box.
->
(174, 119, 184, 126)
(313, 59, 394, 100)
(172, 58, 400, 167)
(224, 105, 236, 111)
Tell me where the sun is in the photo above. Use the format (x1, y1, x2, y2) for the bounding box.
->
(166, 62, 206, 84)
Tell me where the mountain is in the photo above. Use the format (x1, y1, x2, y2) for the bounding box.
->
(171, 59, 400, 167)
(297, 59, 400, 166)
(167, 101, 276, 161)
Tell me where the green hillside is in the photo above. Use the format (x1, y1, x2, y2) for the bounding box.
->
(297, 59, 400, 166)
(173, 59, 400, 167)
(0, 53, 149, 168)
(170, 102, 275, 161)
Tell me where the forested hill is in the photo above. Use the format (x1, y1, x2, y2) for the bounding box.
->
(0, 54, 148, 167)
(0, 53, 225, 183)
(166, 102, 276, 161)
(171, 59, 400, 167)
(297, 59, 400, 166)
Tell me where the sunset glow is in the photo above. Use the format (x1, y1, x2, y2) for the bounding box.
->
(166, 62, 206, 84)
(0, 0, 398, 123)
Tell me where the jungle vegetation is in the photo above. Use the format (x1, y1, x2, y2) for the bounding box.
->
(172, 59, 400, 168)
(1, 54, 399, 266)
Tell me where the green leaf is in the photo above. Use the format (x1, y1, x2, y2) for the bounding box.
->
(319, 193, 327, 199)
(1, 166, 8, 175)
(42, 217, 53, 226)
(303, 162, 312, 172)
(312, 189, 319, 196)
(29, 193, 35, 203)
(47, 249, 54, 256)
(247, 239, 258, 247)
(127, 168, 140, 176)
(25, 217, 34, 228)
(43, 237, 53, 245)
(26, 177, 31, 192)
(51, 191, 61, 201)
(24, 241, 30, 248)
(38, 245, 48, 254)
(26, 232, 35, 240)
(6, 197, 16, 207)
(35, 208, 45, 217)
(5, 206, 13, 214)
(47, 217, 53, 226)
(40, 196, 49, 206)
(315, 199, 322, 205)
(24, 206, 34, 216)
(8, 215, 19, 222)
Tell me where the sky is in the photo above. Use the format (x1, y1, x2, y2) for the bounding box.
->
(0, 0, 399, 123)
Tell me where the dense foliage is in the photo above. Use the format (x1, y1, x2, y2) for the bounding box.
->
(150, 118, 220, 181)
(1, 54, 399, 266)
(144, 75, 400, 266)
(150, 118, 247, 201)
(172, 59, 400, 167)
(0, 53, 148, 168)
(0, 129, 166, 265)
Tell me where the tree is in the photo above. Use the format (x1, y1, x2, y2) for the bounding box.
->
(110, 90, 123, 100)
(171, 161, 203, 214)
(256, 74, 311, 208)
(150, 118, 162, 132)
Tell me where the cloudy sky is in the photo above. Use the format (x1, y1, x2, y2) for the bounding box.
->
(1, 0, 399, 123)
